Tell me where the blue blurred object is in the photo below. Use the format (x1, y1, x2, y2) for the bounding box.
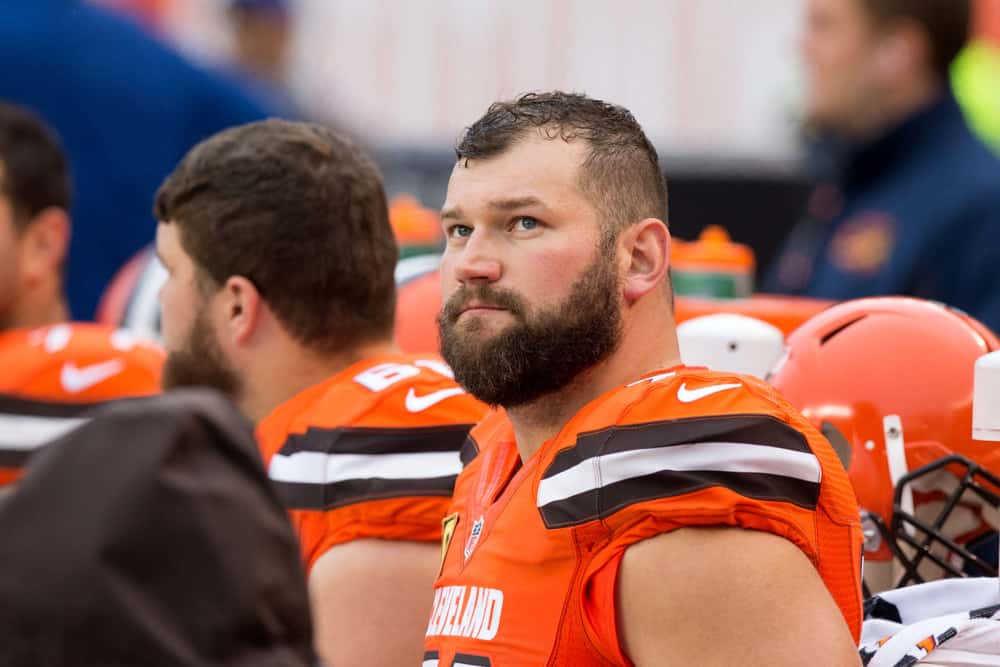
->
(965, 531, 999, 574)
(0, 0, 276, 319)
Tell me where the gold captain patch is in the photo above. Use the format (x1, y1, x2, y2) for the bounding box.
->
(440, 512, 459, 574)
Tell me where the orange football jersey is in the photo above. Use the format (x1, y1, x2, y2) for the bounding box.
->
(256, 354, 487, 572)
(0, 323, 164, 485)
(424, 367, 864, 666)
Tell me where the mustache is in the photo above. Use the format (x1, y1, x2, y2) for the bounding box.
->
(439, 285, 526, 324)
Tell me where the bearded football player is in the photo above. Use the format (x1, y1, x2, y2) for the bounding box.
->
(427, 92, 864, 666)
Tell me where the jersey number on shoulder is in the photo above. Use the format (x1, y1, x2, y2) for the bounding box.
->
(353, 360, 454, 392)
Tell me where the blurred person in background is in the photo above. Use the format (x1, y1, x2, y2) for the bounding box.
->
(0, 390, 316, 667)
(763, 0, 1000, 332)
(227, 0, 294, 105)
(0, 103, 162, 486)
(224, 0, 360, 131)
(230, 0, 289, 77)
(154, 119, 485, 667)
(0, 0, 275, 320)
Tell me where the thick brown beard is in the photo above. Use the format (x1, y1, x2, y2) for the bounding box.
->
(162, 309, 242, 401)
(438, 248, 622, 408)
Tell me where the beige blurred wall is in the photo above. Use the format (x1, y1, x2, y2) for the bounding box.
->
(163, 0, 805, 159)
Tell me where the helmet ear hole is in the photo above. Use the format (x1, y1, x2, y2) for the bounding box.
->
(821, 421, 853, 470)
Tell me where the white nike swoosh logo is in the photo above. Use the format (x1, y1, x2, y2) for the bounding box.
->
(405, 387, 466, 413)
(60, 359, 126, 394)
(676, 382, 742, 403)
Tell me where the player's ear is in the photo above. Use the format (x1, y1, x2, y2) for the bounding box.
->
(19, 207, 70, 286)
(222, 275, 263, 345)
(619, 218, 670, 303)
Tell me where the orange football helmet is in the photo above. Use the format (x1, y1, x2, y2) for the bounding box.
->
(394, 254, 442, 354)
(389, 195, 443, 257)
(769, 297, 1000, 593)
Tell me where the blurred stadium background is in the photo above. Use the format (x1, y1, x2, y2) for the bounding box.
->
(7, 0, 1000, 319)
(150, 0, 812, 273)
(129, 0, 1000, 266)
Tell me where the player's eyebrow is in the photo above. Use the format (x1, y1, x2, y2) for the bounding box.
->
(487, 196, 544, 212)
(441, 205, 464, 222)
(441, 196, 546, 222)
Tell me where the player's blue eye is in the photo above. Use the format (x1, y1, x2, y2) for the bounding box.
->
(448, 224, 473, 238)
(514, 216, 539, 231)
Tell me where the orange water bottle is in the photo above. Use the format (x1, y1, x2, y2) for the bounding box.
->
(389, 195, 443, 259)
(671, 225, 755, 298)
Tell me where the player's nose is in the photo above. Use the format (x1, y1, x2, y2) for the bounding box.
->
(451, 233, 502, 285)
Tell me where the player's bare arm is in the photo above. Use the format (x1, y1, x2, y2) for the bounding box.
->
(310, 539, 441, 667)
(618, 526, 861, 666)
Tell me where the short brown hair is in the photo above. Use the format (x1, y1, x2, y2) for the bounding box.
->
(861, 0, 971, 79)
(0, 103, 72, 229)
(455, 91, 668, 236)
(155, 119, 397, 354)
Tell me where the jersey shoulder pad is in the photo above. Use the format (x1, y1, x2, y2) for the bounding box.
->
(611, 367, 790, 424)
(347, 355, 486, 429)
(536, 369, 822, 530)
(0, 323, 163, 401)
(265, 356, 481, 513)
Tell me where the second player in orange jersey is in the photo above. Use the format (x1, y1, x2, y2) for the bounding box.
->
(257, 354, 484, 573)
(154, 119, 485, 667)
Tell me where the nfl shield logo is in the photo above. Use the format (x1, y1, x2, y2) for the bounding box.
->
(464, 516, 484, 562)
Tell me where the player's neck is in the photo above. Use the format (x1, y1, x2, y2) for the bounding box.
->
(506, 362, 619, 462)
(507, 314, 681, 462)
(7, 291, 69, 330)
(242, 337, 401, 423)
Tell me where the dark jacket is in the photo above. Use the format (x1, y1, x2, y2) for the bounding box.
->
(764, 93, 1000, 332)
(0, 390, 316, 667)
